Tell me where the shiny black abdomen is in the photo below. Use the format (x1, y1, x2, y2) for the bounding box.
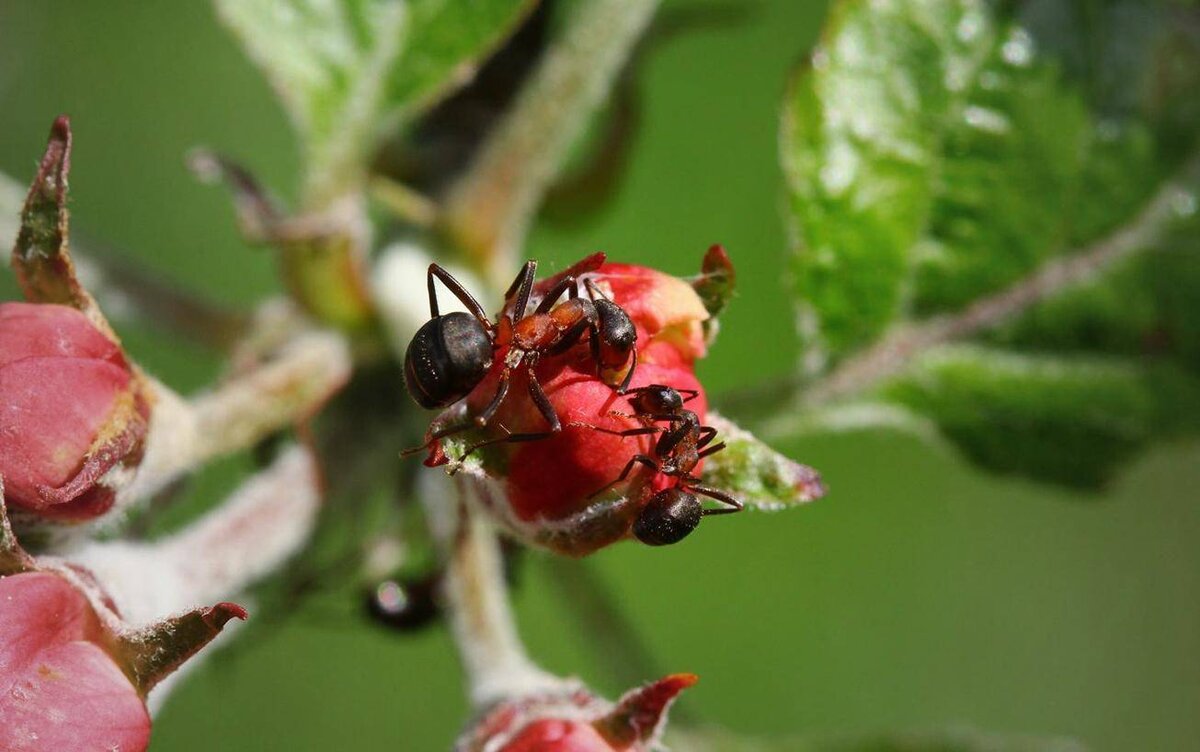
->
(633, 488, 702, 546)
(404, 312, 493, 408)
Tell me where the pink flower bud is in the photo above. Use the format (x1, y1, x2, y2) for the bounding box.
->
(0, 568, 246, 752)
(0, 302, 149, 520)
(0, 571, 147, 751)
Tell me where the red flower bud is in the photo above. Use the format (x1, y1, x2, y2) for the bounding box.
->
(433, 257, 717, 555)
(500, 720, 618, 752)
(459, 674, 697, 752)
(0, 302, 149, 520)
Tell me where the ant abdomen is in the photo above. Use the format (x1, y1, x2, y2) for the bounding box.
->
(404, 312, 494, 409)
(633, 487, 703, 546)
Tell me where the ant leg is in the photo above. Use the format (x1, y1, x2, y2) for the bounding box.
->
(505, 261, 538, 320)
(535, 275, 577, 314)
(698, 441, 726, 459)
(589, 454, 660, 499)
(546, 316, 593, 355)
(399, 419, 476, 457)
(583, 278, 610, 301)
(474, 370, 512, 427)
(689, 483, 743, 515)
(565, 422, 660, 438)
(428, 263, 490, 323)
(677, 388, 701, 404)
(615, 347, 637, 394)
(461, 426, 557, 458)
(526, 368, 562, 433)
(652, 418, 689, 457)
(696, 426, 719, 450)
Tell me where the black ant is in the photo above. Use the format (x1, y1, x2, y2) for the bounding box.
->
(402, 258, 638, 453)
(578, 384, 742, 546)
(365, 574, 441, 632)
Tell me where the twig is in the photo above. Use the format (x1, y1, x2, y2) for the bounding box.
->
(440, 0, 660, 286)
(794, 152, 1200, 409)
(94, 330, 350, 528)
(71, 445, 322, 623)
(67, 445, 322, 712)
(423, 473, 564, 709)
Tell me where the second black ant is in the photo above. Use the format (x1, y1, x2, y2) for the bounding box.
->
(576, 383, 743, 546)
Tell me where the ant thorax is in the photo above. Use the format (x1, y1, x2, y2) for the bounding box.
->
(503, 346, 524, 369)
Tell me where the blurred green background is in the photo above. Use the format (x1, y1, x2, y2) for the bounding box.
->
(1, 1, 1198, 750)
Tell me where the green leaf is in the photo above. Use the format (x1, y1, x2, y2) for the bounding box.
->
(878, 345, 1200, 487)
(987, 212, 1200, 372)
(701, 415, 826, 510)
(388, 1, 535, 110)
(777, 0, 1200, 490)
(782, 0, 1088, 364)
(215, 0, 533, 202)
(668, 726, 1089, 752)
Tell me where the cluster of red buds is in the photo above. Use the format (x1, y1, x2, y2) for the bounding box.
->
(404, 248, 738, 556)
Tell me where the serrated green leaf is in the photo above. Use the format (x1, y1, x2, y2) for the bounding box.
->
(777, 0, 1200, 491)
(389, 1, 535, 110)
(878, 345, 1200, 487)
(215, 0, 532, 202)
(701, 414, 826, 510)
(668, 726, 1089, 752)
(783, 0, 1088, 364)
(988, 212, 1200, 372)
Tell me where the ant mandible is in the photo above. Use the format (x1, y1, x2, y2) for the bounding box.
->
(402, 259, 638, 452)
(577, 384, 743, 546)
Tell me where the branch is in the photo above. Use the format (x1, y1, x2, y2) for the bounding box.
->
(422, 473, 564, 709)
(70, 445, 321, 623)
(440, 0, 660, 286)
(88, 329, 350, 529)
(795, 152, 1200, 409)
(66, 445, 322, 712)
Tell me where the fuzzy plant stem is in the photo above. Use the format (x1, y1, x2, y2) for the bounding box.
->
(441, 0, 661, 287)
(423, 474, 565, 710)
(66, 444, 322, 711)
(107, 330, 349, 519)
(71, 445, 321, 624)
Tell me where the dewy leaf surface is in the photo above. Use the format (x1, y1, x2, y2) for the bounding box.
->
(779, 0, 1200, 488)
(215, 0, 532, 201)
(783, 0, 1088, 365)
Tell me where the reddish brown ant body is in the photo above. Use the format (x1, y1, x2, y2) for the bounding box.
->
(403, 259, 638, 453)
(582, 384, 743, 546)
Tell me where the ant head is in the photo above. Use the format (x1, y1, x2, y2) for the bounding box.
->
(630, 384, 683, 416)
(633, 488, 702, 546)
(404, 312, 495, 409)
